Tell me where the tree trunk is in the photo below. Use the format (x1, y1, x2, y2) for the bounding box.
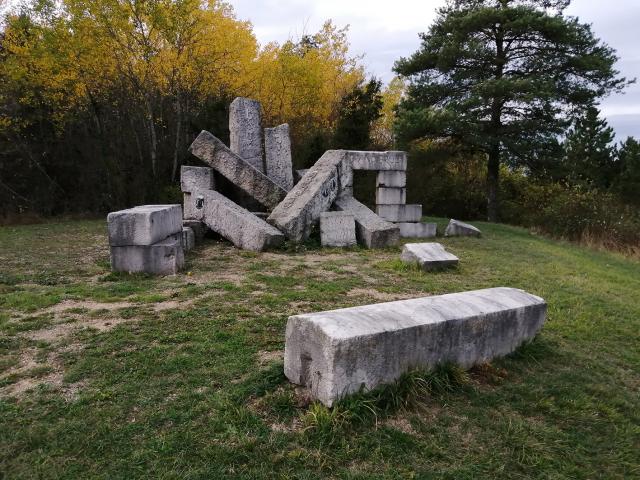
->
(145, 96, 157, 177)
(487, 144, 500, 222)
(171, 97, 182, 183)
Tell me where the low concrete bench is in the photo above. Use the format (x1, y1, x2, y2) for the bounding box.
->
(284, 287, 546, 406)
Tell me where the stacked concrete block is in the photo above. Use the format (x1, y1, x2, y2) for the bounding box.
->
(376, 171, 406, 188)
(401, 243, 458, 271)
(193, 189, 285, 252)
(189, 130, 287, 210)
(398, 222, 437, 239)
(376, 187, 406, 205)
(349, 151, 408, 171)
(284, 287, 547, 406)
(229, 97, 264, 172)
(320, 212, 357, 247)
(445, 219, 482, 237)
(108, 205, 184, 275)
(265, 124, 294, 191)
(376, 204, 423, 223)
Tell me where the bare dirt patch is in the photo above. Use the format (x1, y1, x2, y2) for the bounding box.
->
(346, 288, 417, 302)
(257, 350, 283, 366)
(383, 416, 417, 435)
(44, 299, 133, 314)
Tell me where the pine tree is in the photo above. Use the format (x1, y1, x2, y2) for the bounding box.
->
(394, 0, 630, 221)
(563, 106, 617, 189)
(615, 137, 640, 205)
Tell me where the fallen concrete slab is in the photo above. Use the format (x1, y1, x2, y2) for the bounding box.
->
(398, 222, 437, 238)
(180, 166, 215, 193)
(445, 219, 482, 237)
(108, 205, 183, 247)
(401, 243, 458, 271)
(267, 150, 352, 242)
(376, 204, 422, 223)
(333, 195, 400, 249)
(284, 287, 547, 406)
(194, 189, 284, 252)
(320, 212, 357, 247)
(189, 130, 287, 210)
(110, 234, 184, 275)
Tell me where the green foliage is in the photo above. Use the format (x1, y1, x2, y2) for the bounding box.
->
(615, 136, 640, 205)
(394, 0, 630, 220)
(333, 78, 383, 150)
(562, 106, 618, 189)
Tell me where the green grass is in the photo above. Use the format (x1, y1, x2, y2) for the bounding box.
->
(0, 219, 638, 479)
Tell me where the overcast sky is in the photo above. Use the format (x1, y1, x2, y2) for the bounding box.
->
(230, 0, 640, 141)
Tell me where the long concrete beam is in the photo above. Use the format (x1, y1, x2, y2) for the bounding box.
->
(333, 195, 399, 248)
(284, 287, 547, 406)
(187, 189, 284, 252)
(189, 130, 287, 210)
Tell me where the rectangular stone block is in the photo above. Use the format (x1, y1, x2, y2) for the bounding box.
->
(110, 235, 184, 275)
(376, 170, 406, 188)
(195, 189, 285, 252)
(401, 242, 458, 271)
(182, 227, 195, 252)
(265, 124, 294, 191)
(333, 195, 400, 248)
(189, 130, 287, 210)
(349, 151, 407, 171)
(284, 287, 547, 406)
(376, 204, 422, 223)
(398, 222, 437, 238)
(180, 166, 215, 193)
(107, 205, 183, 247)
(445, 219, 482, 237)
(229, 97, 264, 172)
(267, 150, 352, 242)
(320, 212, 357, 247)
(183, 220, 207, 243)
(376, 187, 406, 205)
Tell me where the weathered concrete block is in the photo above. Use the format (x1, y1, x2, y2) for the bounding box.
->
(294, 169, 309, 184)
(376, 204, 422, 223)
(265, 124, 294, 191)
(108, 205, 183, 247)
(376, 187, 406, 205)
(180, 166, 215, 193)
(445, 219, 482, 237)
(183, 220, 207, 244)
(284, 287, 547, 406)
(320, 212, 357, 247)
(110, 234, 184, 275)
(401, 243, 458, 271)
(197, 189, 284, 252)
(267, 150, 352, 242)
(350, 151, 407, 171)
(333, 195, 400, 248)
(376, 170, 406, 188)
(398, 222, 437, 238)
(182, 227, 195, 252)
(229, 97, 264, 172)
(189, 130, 287, 210)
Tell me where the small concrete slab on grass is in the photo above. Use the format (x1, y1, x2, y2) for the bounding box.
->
(320, 212, 357, 248)
(445, 219, 482, 237)
(401, 242, 459, 271)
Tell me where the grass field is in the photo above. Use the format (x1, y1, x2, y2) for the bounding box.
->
(0, 218, 638, 479)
